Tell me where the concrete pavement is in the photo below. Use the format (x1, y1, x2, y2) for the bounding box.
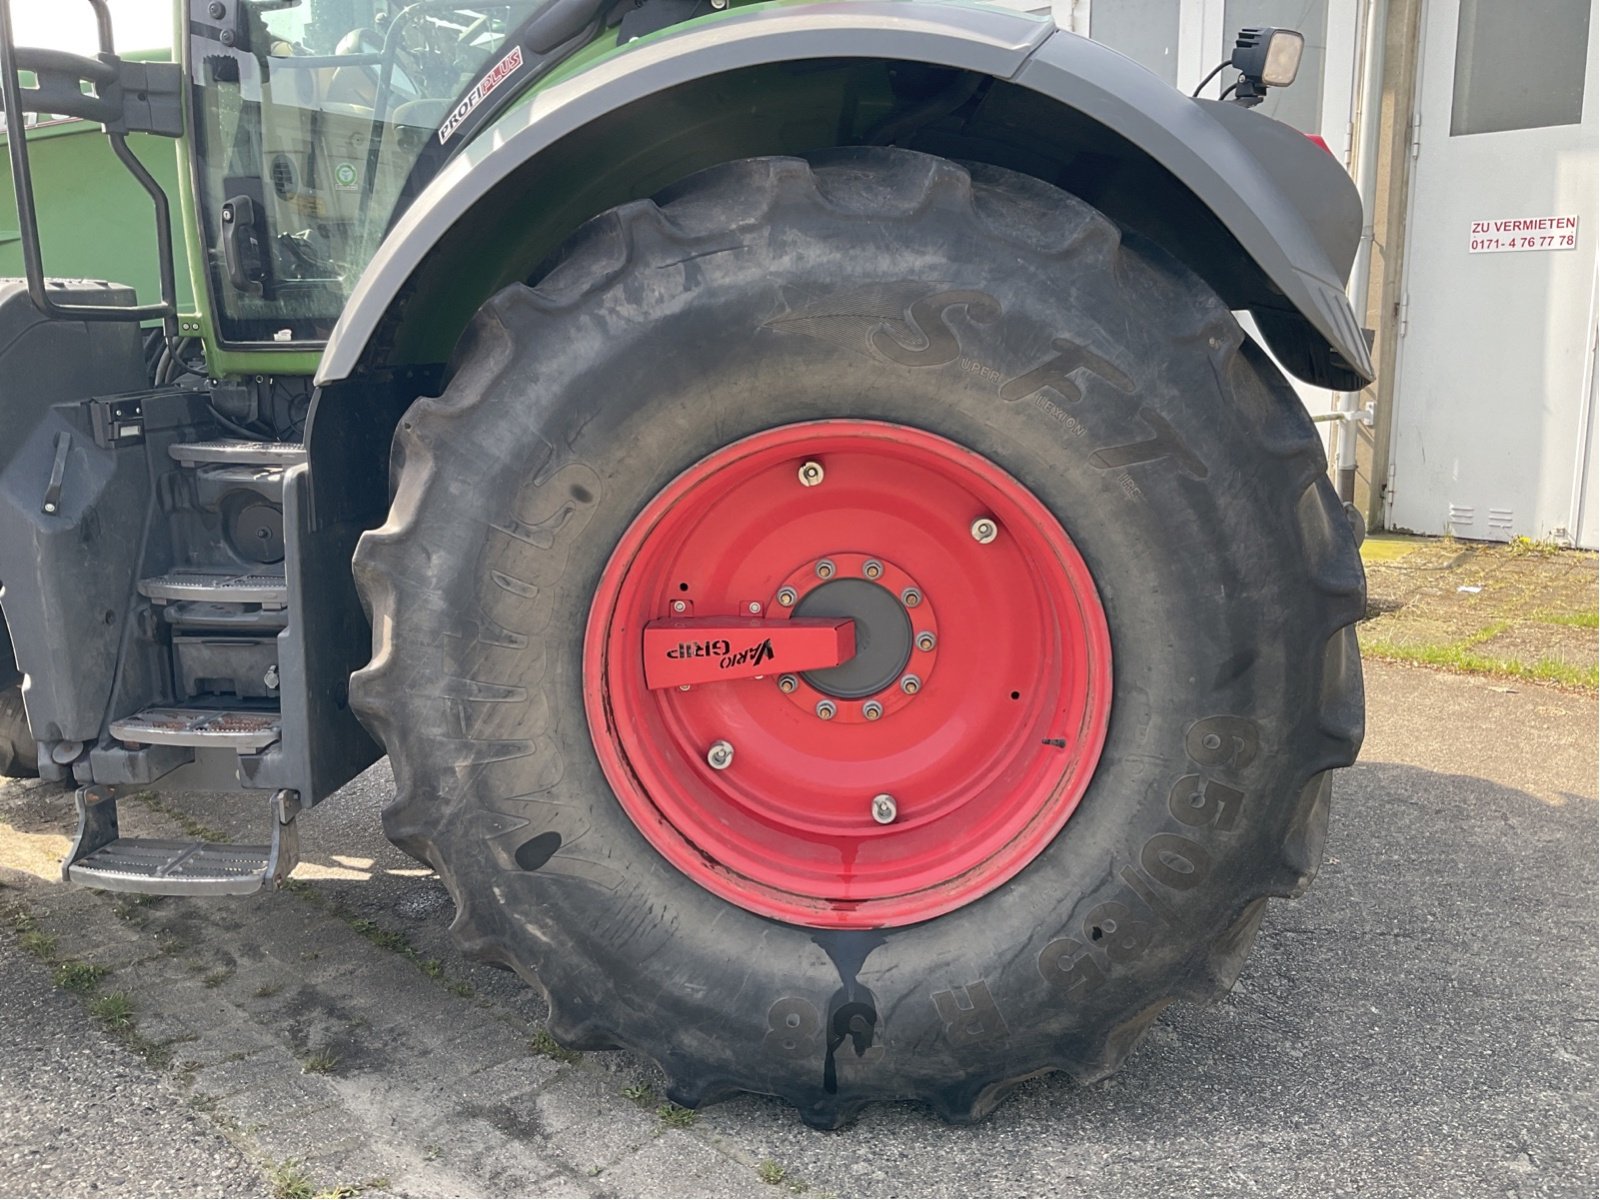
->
(1, 660, 1595, 1197)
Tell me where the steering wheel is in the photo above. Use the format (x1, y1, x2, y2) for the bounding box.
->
(332, 27, 425, 110)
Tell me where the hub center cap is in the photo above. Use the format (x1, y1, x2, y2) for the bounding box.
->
(793, 579, 911, 699)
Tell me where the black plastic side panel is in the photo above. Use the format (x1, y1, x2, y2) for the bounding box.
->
(250, 463, 381, 802)
(0, 280, 147, 742)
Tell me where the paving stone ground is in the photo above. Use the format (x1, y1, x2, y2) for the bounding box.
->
(1359, 535, 1597, 685)
(1, 658, 1595, 1198)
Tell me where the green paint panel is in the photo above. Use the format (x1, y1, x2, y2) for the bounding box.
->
(0, 120, 194, 314)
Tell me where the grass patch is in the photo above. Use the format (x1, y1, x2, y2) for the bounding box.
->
(1506, 535, 1567, 556)
(446, 979, 474, 999)
(89, 991, 135, 1029)
(254, 982, 282, 998)
(19, 930, 57, 960)
(621, 1082, 657, 1107)
(302, 1049, 341, 1075)
(267, 1160, 316, 1200)
(348, 918, 412, 955)
(1363, 637, 1600, 689)
(202, 968, 232, 989)
(420, 958, 444, 979)
(757, 1160, 789, 1186)
(1535, 608, 1599, 629)
(187, 1092, 220, 1113)
(529, 1028, 582, 1065)
(656, 1102, 696, 1129)
(54, 960, 107, 994)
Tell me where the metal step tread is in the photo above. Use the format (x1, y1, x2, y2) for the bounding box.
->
(67, 838, 273, 895)
(63, 787, 299, 898)
(110, 706, 281, 752)
(169, 440, 306, 467)
(139, 569, 287, 605)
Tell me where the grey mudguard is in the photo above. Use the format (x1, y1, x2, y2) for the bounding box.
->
(316, 1, 1373, 389)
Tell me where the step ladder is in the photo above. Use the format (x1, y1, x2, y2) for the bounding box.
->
(63, 784, 299, 896)
(64, 439, 305, 895)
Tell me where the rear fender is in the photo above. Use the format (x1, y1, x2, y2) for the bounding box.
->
(314, 2, 1372, 395)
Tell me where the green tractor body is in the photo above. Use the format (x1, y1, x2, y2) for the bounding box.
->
(0, 0, 1370, 1124)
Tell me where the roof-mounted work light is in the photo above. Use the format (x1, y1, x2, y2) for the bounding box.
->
(1193, 26, 1306, 108)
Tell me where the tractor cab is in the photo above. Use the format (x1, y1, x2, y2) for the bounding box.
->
(188, 1, 546, 345)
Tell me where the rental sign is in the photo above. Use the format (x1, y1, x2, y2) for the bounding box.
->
(1469, 214, 1580, 254)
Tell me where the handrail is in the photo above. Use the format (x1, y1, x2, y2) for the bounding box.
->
(0, 0, 179, 337)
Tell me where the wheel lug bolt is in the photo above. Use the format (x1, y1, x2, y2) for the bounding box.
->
(971, 517, 999, 544)
(815, 700, 837, 720)
(815, 560, 836, 579)
(901, 588, 921, 608)
(862, 701, 883, 721)
(862, 560, 883, 579)
(798, 460, 825, 487)
(777, 587, 797, 607)
(871, 794, 898, 824)
(777, 674, 799, 694)
(706, 740, 735, 770)
(915, 631, 936, 652)
(899, 674, 921, 695)
(672, 599, 688, 613)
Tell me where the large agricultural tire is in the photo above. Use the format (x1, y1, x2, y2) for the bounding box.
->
(350, 148, 1364, 1127)
(0, 623, 37, 778)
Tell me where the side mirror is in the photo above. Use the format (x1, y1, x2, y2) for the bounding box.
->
(1230, 27, 1305, 106)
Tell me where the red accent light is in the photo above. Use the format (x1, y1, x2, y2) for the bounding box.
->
(1306, 133, 1333, 154)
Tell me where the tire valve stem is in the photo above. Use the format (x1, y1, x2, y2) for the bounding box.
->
(798, 460, 825, 487)
(871, 794, 898, 824)
(971, 517, 999, 544)
(706, 740, 735, 770)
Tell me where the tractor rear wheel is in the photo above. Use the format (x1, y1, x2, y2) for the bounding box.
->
(350, 149, 1364, 1126)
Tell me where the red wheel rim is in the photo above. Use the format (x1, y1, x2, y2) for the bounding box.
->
(584, 421, 1112, 928)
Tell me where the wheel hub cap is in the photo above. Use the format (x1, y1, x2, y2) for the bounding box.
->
(792, 578, 911, 699)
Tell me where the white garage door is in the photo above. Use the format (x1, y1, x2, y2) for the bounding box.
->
(1387, 0, 1599, 547)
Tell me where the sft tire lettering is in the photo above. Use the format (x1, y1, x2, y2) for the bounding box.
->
(870, 289, 1001, 366)
(999, 336, 1135, 404)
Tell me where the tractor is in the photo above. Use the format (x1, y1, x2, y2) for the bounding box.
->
(0, 0, 1370, 1127)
